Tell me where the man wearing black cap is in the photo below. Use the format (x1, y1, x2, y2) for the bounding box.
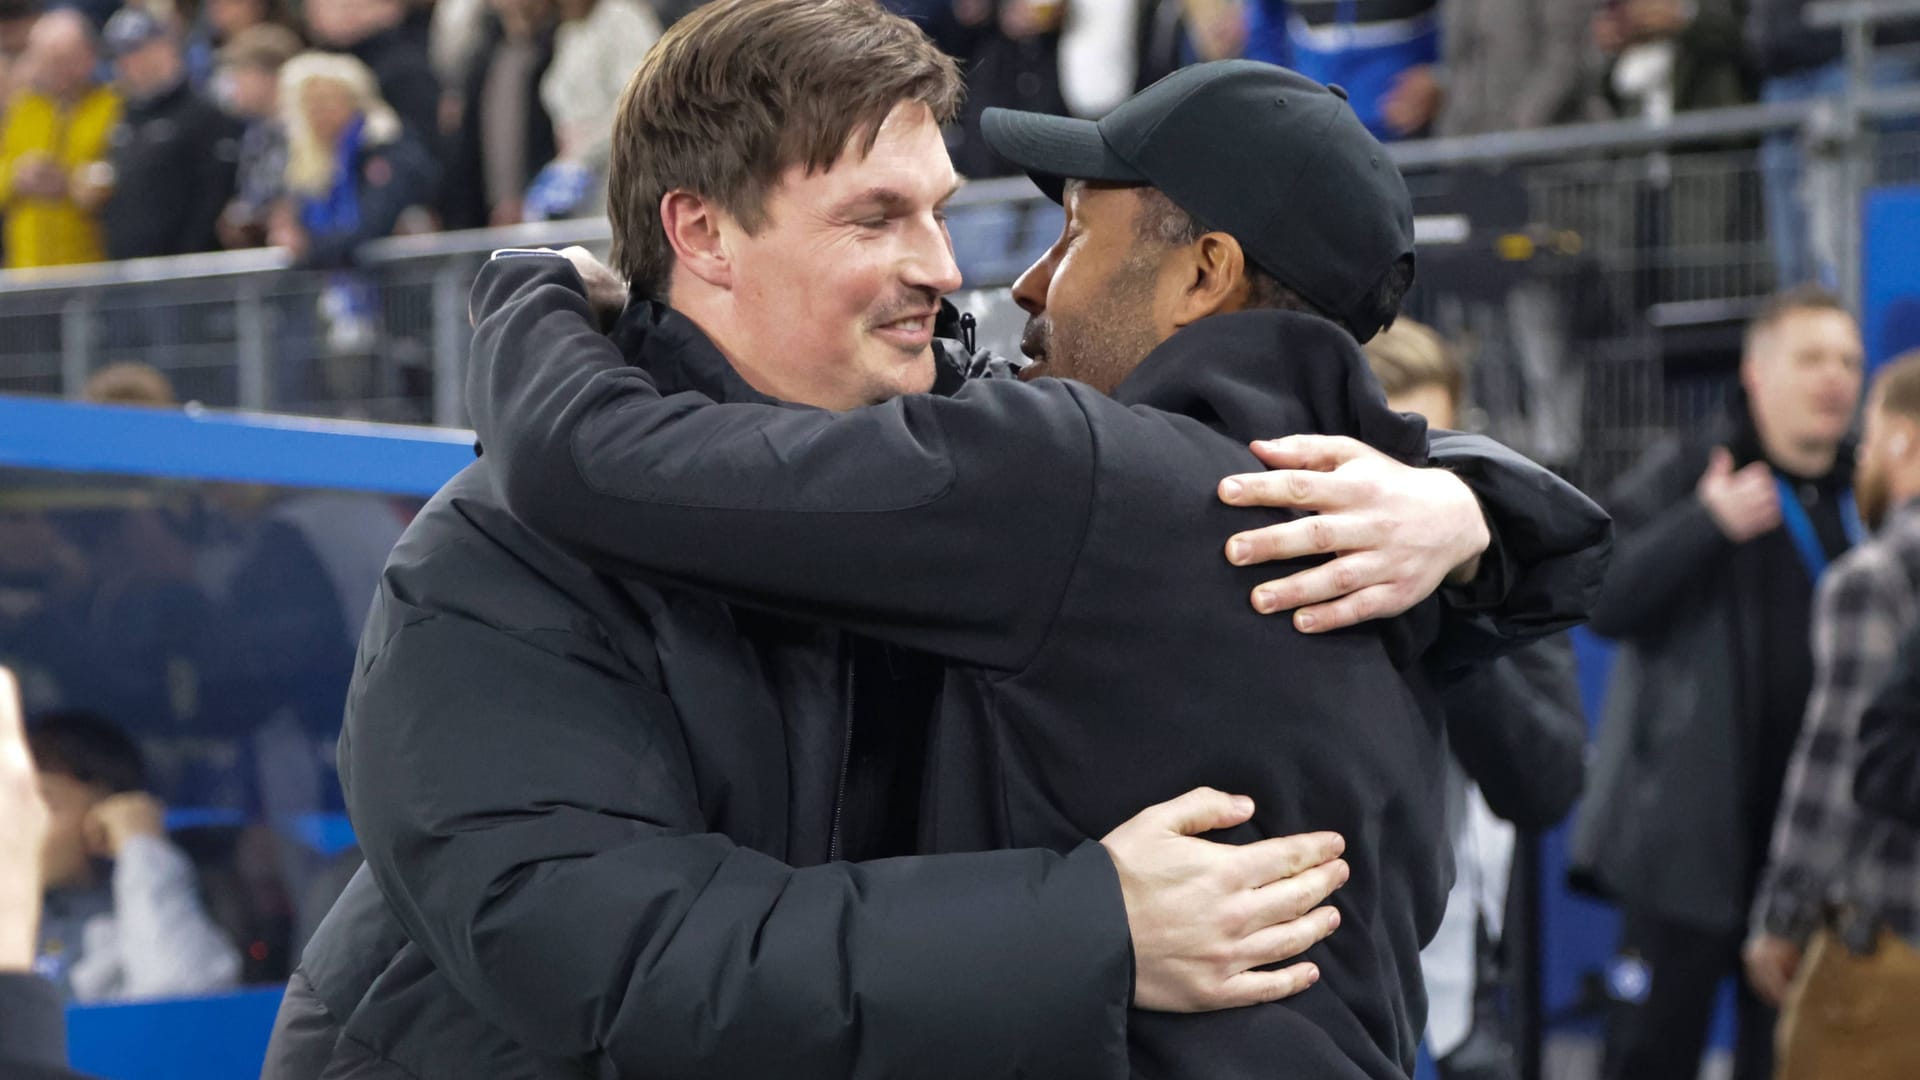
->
(463, 57, 1608, 1079)
(96, 7, 237, 260)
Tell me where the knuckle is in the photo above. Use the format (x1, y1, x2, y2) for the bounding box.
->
(1308, 517, 1334, 552)
(1331, 563, 1360, 592)
(1285, 472, 1315, 501)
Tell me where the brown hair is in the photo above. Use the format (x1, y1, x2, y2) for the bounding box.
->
(219, 22, 302, 72)
(1874, 348, 1920, 421)
(1745, 283, 1851, 353)
(607, 0, 963, 298)
(83, 362, 177, 407)
(1361, 318, 1463, 407)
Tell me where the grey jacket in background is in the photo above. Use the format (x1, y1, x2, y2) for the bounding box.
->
(1436, 0, 1605, 136)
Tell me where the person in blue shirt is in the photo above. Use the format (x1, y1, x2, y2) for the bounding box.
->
(1242, 0, 1439, 139)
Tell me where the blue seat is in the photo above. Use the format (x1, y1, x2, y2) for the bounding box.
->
(67, 985, 285, 1080)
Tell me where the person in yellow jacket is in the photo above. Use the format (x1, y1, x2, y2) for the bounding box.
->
(0, 10, 121, 268)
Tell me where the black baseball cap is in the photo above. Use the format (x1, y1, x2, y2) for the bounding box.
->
(981, 60, 1415, 342)
(102, 7, 169, 60)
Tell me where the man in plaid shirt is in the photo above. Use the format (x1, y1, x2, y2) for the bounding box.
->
(1746, 348, 1920, 1079)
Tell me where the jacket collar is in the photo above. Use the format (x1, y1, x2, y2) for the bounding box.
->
(1111, 309, 1430, 466)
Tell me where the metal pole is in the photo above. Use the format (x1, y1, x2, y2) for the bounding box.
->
(59, 293, 93, 397)
(431, 262, 468, 428)
(235, 276, 271, 411)
(1835, 0, 1874, 313)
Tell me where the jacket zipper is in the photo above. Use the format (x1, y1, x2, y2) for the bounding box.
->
(828, 650, 855, 861)
(960, 311, 977, 356)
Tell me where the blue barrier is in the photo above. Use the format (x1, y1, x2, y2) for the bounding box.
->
(1864, 184, 1920, 370)
(66, 986, 285, 1080)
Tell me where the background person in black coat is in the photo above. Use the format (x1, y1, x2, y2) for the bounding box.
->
(93, 8, 239, 260)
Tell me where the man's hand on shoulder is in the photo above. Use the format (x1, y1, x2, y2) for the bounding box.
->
(1217, 435, 1491, 632)
(1102, 787, 1347, 1012)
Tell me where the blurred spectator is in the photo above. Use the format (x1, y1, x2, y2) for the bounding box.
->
(270, 51, 433, 366)
(1367, 321, 1588, 1080)
(1742, 348, 1920, 1080)
(1242, 0, 1439, 139)
(305, 0, 438, 144)
(439, 0, 555, 229)
(96, 7, 241, 261)
(272, 51, 434, 266)
(0, 0, 40, 98)
(1593, 0, 1752, 123)
(1573, 285, 1867, 1080)
(916, 0, 1067, 177)
(0, 668, 93, 1080)
(522, 0, 657, 221)
(427, 0, 486, 107)
(1409, 1, 1603, 137)
(0, 10, 118, 268)
(82, 361, 179, 406)
(214, 23, 300, 249)
(28, 709, 241, 1002)
(1750, 0, 1920, 289)
(1857, 615, 1920, 829)
(186, 0, 294, 87)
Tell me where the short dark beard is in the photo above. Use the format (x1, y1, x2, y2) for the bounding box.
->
(1039, 249, 1166, 395)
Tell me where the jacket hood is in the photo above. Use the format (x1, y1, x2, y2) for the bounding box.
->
(1113, 309, 1430, 466)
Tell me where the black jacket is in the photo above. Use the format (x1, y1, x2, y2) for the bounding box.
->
(0, 973, 91, 1080)
(101, 79, 238, 261)
(1856, 619, 1920, 829)
(466, 256, 1612, 1079)
(294, 131, 439, 271)
(1572, 409, 1854, 931)
(1746, 0, 1920, 76)
(263, 310, 1134, 1078)
(1441, 634, 1586, 831)
(345, 29, 440, 148)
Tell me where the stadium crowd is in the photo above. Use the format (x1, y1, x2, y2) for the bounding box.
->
(4, 4, 1920, 1080)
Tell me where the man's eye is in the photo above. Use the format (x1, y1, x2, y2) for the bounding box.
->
(857, 218, 889, 230)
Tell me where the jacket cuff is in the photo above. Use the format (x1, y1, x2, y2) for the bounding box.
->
(1753, 873, 1821, 944)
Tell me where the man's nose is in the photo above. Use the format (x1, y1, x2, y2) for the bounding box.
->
(905, 217, 964, 296)
(1012, 255, 1052, 317)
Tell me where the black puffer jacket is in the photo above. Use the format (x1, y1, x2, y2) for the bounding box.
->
(261, 304, 1135, 1079)
(466, 255, 1612, 1080)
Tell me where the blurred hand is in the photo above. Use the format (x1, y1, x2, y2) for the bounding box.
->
(268, 204, 309, 262)
(490, 198, 526, 229)
(68, 161, 113, 213)
(1218, 435, 1491, 632)
(1000, 0, 1063, 39)
(1697, 447, 1782, 544)
(0, 667, 49, 972)
(1623, 0, 1692, 40)
(1742, 932, 1803, 1008)
(1381, 64, 1443, 138)
(84, 791, 166, 860)
(12, 154, 64, 199)
(557, 245, 628, 331)
(1104, 787, 1346, 1012)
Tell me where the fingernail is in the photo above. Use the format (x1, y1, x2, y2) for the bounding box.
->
(1254, 440, 1279, 454)
(1306, 965, 1320, 985)
(1296, 610, 1317, 632)
(1231, 795, 1255, 815)
(1254, 589, 1277, 614)
(1327, 910, 1341, 930)
(1221, 478, 1243, 500)
(1228, 539, 1250, 564)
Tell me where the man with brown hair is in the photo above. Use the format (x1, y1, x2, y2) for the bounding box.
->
(1575, 285, 1868, 1080)
(461, 12, 1606, 1076)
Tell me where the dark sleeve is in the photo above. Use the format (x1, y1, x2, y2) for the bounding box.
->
(1683, 0, 1749, 64)
(176, 106, 238, 255)
(465, 255, 1097, 671)
(344, 611, 1132, 1080)
(1440, 633, 1588, 829)
(1421, 431, 1614, 670)
(0, 973, 81, 1078)
(1855, 621, 1920, 829)
(1586, 437, 1728, 640)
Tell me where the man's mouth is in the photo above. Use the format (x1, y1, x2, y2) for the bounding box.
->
(873, 311, 937, 350)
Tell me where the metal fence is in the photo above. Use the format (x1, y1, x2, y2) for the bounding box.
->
(5, 2, 1920, 497)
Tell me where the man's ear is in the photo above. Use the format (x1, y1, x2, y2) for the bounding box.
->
(1168, 232, 1253, 330)
(660, 189, 732, 290)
